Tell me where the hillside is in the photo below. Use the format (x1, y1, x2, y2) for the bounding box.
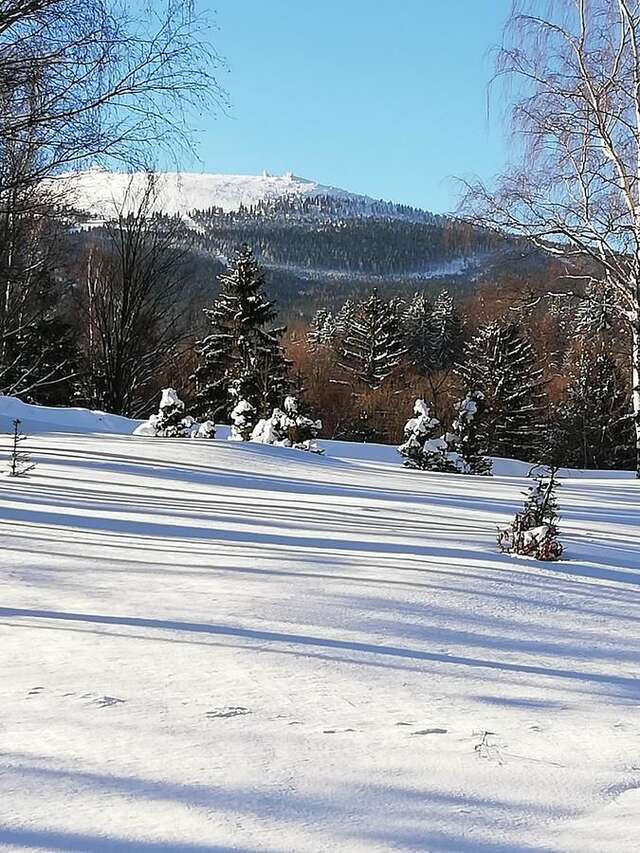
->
(1, 398, 639, 852)
(60, 170, 510, 303)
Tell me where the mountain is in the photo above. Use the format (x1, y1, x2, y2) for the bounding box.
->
(60, 169, 515, 314)
(59, 168, 383, 218)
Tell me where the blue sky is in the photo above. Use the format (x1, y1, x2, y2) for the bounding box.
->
(193, 1, 513, 214)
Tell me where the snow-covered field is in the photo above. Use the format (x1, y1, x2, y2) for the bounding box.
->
(1, 399, 640, 852)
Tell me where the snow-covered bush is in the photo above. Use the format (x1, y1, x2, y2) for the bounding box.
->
(498, 468, 563, 561)
(229, 398, 257, 441)
(450, 391, 492, 475)
(251, 396, 322, 452)
(134, 389, 216, 439)
(398, 399, 458, 472)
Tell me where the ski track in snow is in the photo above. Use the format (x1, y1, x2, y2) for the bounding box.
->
(1, 410, 640, 852)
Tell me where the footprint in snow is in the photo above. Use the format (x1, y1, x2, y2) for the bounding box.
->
(27, 687, 44, 697)
(206, 706, 251, 719)
(411, 728, 448, 736)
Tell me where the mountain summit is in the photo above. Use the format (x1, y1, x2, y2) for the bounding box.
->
(59, 169, 374, 218)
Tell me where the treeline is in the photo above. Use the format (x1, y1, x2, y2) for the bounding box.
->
(288, 277, 634, 470)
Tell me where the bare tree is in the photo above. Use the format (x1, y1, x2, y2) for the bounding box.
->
(461, 0, 640, 476)
(75, 173, 192, 416)
(0, 1, 226, 189)
(0, 1, 224, 403)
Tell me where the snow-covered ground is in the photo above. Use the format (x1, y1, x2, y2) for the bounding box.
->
(53, 169, 372, 219)
(1, 398, 640, 852)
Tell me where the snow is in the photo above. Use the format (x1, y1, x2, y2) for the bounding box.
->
(0, 394, 138, 435)
(54, 169, 373, 219)
(1, 398, 640, 851)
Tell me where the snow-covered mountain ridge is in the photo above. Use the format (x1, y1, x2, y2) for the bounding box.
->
(57, 168, 383, 218)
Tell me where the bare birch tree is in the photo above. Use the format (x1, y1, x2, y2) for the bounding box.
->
(461, 0, 640, 476)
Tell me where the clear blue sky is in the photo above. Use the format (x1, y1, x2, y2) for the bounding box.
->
(193, 1, 513, 214)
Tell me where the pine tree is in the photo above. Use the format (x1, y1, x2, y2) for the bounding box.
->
(450, 391, 492, 475)
(398, 398, 458, 472)
(338, 289, 406, 389)
(7, 419, 35, 477)
(457, 322, 547, 463)
(192, 246, 290, 421)
(404, 291, 434, 374)
(556, 342, 632, 469)
(429, 289, 463, 371)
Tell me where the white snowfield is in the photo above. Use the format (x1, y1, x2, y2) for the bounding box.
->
(1, 397, 640, 852)
(53, 169, 371, 219)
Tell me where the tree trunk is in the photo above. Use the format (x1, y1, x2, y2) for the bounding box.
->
(632, 324, 640, 479)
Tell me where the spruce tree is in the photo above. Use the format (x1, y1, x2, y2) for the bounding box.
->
(398, 398, 458, 472)
(450, 391, 492, 475)
(457, 322, 546, 463)
(556, 343, 632, 469)
(338, 289, 406, 389)
(192, 246, 290, 421)
(404, 291, 434, 374)
(307, 308, 336, 350)
(498, 468, 563, 561)
(429, 289, 463, 371)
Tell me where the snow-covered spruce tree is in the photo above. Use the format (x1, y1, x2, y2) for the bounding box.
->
(457, 322, 546, 463)
(450, 391, 492, 475)
(192, 246, 290, 422)
(429, 289, 463, 372)
(338, 289, 407, 389)
(251, 396, 322, 452)
(556, 343, 632, 470)
(229, 398, 257, 442)
(404, 291, 434, 374)
(137, 388, 216, 439)
(398, 398, 458, 472)
(306, 308, 336, 350)
(334, 299, 356, 342)
(6, 419, 35, 477)
(498, 468, 563, 561)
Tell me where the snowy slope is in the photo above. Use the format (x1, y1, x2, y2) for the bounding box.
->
(1, 408, 640, 851)
(56, 169, 373, 218)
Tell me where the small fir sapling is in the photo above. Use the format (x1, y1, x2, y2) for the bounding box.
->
(7, 419, 35, 477)
(398, 398, 458, 472)
(498, 467, 563, 561)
